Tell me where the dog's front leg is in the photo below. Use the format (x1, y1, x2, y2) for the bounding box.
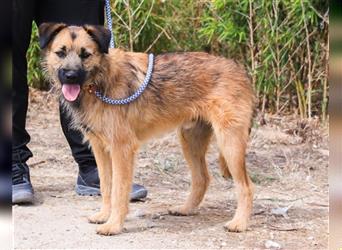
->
(96, 139, 136, 236)
(86, 134, 112, 224)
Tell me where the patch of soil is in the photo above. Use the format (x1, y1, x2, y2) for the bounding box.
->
(13, 89, 328, 249)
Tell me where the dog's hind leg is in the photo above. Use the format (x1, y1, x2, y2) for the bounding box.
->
(212, 119, 254, 232)
(87, 135, 112, 224)
(169, 120, 212, 216)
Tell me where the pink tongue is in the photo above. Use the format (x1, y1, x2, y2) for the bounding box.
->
(62, 84, 81, 101)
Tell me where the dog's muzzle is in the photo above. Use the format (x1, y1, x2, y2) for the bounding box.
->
(58, 68, 86, 102)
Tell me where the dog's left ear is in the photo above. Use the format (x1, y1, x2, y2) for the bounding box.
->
(39, 23, 67, 49)
(83, 25, 111, 54)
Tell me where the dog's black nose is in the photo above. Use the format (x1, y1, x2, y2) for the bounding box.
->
(58, 68, 86, 84)
(62, 69, 78, 81)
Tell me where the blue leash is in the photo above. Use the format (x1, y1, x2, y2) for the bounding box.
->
(105, 0, 115, 48)
(90, 0, 154, 105)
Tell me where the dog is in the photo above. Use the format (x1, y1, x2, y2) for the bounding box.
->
(39, 23, 255, 236)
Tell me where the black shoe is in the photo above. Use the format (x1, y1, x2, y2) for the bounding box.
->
(12, 163, 34, 204)
(76, 168, 101, 196)
(130, 183, 148, 201)
(76, 167, 148, 200)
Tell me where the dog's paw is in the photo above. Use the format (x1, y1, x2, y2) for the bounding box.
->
(88, 212, 110, 224)
(96, 223, 122, 236)
(224, 218, 247, 232)
(168, 206, 197, 216)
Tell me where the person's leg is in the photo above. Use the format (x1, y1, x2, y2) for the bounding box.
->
(59, 103, 101, 196)
(35, 0, 105, 26)
(36, 0, 147, 199)
(12, 0, 36, 203)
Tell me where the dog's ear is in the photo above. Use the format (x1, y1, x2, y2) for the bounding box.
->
(83, 25, 111, 54)
(38, 23, 67, 49)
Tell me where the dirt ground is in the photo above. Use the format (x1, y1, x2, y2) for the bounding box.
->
(13, 89, 329, 249)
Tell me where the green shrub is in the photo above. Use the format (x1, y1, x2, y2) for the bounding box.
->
(198, 0, 328, 119)
(27, 22, 47, 90)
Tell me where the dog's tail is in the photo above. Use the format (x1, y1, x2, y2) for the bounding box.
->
(218, 152, 232, 179)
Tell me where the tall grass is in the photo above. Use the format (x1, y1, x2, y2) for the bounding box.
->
(27, 0, 328, 120)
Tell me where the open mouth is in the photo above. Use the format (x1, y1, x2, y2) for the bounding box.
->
(61, 84, 81, 102)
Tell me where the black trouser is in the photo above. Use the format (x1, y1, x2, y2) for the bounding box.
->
(13, 0, 105, 172)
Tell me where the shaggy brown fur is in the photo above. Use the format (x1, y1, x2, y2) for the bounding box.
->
(40, 23, 255, 236)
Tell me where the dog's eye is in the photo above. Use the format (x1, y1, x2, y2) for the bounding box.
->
(55, 51, 66, 59)
(80, 50, 91, 60)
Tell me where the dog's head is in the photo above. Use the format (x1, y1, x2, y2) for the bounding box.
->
(39, 23, 111, 102)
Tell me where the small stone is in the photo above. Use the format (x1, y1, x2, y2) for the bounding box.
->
(146, 220, 156, 228)
(271, 205, 292, 218)
(265, 240, 281, 249)
(151, 213, 161, 219)
(133, 209, 146, 218)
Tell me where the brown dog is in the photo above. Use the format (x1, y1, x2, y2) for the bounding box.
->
(39, 23, 255, 235)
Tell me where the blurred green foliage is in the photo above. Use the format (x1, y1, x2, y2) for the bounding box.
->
(27, 23, 47, 90)
(27, 0, 328, 119)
